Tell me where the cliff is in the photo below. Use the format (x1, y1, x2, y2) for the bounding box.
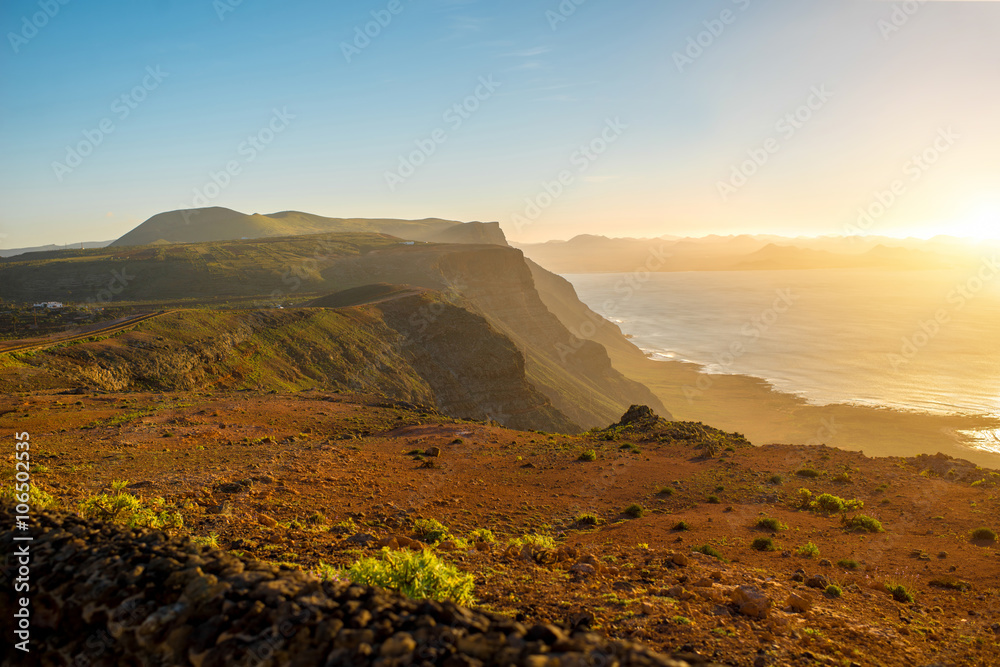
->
(324, 244, 670, 428)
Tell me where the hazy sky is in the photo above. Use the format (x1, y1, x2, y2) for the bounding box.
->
(2, 0, 999, 248)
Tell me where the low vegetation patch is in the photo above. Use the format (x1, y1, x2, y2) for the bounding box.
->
(693, 544, 725, 561)
(825, 584, 843, 598)
(343, 548, 475, 605)
(413, 518, 452, 544)
(467, 528, 495, 544)
(706, 495, 721, 504)
(751, 536, 777, 552)
(575, 513, 600, 527)
(672, 520, 692, 531)
(755, 517, 787, 531)
(796, 542, 820, 558)
(795, 468, 821, 479)
(837, 559, 860, 570)
(970, 527, 997, 543)
(623, 504, 646, 519)
(1, 484, 57, 510)
(929, 576, 972, 592)
(886, 583, 914, 604)
(78, 481, 182, 531)
(656, 486, 674, 496)
(578, 449, 597, 462)
(507, 534, 556, 550)
(842, 514, 884, 533)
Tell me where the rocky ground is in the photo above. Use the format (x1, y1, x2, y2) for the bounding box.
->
(2, 390, 1000, 666)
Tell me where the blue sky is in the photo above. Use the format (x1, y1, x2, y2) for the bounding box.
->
(1, 0, 999, 248)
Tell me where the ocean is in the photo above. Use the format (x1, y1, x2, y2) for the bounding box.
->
(564, 268, 1000, 454)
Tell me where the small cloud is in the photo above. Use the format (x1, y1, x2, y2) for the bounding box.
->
(507, 61, 543, 71)
(503, 46, 552, 58)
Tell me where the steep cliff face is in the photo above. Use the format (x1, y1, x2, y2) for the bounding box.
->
(323, 245, 670, 428)
(427, 221, 509, 246)
(525, 258, 649, 363)
(372, 293, 575, 432)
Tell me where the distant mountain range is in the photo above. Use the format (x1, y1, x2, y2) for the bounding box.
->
(0, 241, 113, 258)
(514, 233, 991, 273)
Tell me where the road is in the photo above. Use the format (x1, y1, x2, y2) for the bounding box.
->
(0, 311, 168, 355)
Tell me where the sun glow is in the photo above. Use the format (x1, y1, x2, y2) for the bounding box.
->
(947, 200, 1000, 240)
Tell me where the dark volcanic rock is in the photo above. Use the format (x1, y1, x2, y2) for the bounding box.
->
(0, 508, 698, 666)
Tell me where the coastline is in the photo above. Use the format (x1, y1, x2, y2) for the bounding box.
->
(608, 350, 1000, 470)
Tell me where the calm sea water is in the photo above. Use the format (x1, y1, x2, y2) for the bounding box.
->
(565, 269, 1000, 452)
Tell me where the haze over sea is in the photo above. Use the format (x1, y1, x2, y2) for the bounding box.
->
(566, 269, 1000, 455)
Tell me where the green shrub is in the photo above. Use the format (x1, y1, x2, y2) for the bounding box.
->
(814, 493, 845, 513)
(825, 584, 843, 598)
(756, 517, 786, 531)
(886, 583, 914, 604)
(768, 475, 783, 485)
(837, 559, 860, 570)
(751, 536, 777, 552)
(673, 520, 692, 531)
(656, 486, 674, 496)
(693, 544, 725, 561)
(78, 481, 182, 531)
(797, 542, 820, 558)
(832, 472, 852, 484)
(706, 495, 721, 504)
(624, 503, 645, 519)
(970, 527, 997, 543)
(468, 528, 496, 543)
(578, 449, 597, 462)
(796, 468, 821, 479)
(190, 533, 220, 549)
(619, 443, 641, 454)
(811, 493, 864, 514)
(575, 513, 600, 527)
(796, 488, 813, 508)
(842, 514, 884, 533)
(413, 518, 451, 544)
(345, 548, 474, 605)
(508, 534, 556, 550)
(0, 484, 57, 510)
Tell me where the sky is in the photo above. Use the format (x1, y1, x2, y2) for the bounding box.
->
(1, 0, 999, 248)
